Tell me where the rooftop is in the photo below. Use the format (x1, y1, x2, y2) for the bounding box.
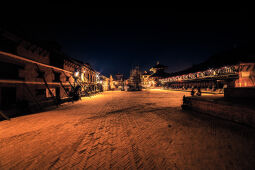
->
(152, 61, 168, 69)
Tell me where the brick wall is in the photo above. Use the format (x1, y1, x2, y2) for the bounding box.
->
(186, 97, 255, 127)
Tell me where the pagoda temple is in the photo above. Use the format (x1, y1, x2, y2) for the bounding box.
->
(141, 61, 170, 88)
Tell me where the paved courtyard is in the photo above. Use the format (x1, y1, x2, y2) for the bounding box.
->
(0, 90, 255, 169)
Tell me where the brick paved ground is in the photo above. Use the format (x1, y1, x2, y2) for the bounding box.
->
(0, 90, 255, 169)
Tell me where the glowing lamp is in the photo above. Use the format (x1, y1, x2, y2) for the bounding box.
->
(81, 73, 84, 81)
(74, 71, 79, 77)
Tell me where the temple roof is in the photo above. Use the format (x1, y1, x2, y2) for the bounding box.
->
(151, 61, 168, 69)
(142, 71, 152, 75)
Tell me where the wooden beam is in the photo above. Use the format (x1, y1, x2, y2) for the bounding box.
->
(0, 110, 10, 120)
(0, 79, 69, 85)
(0, 51, 72, 74)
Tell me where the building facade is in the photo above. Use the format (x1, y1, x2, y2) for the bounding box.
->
(235, 63, 255, 87)
(140, 62, 170, 88)
(114, 73, 124, 90)
(100, 75, 110, 91)
(0, 27, 103, 115)
(160, 63, 255, 93)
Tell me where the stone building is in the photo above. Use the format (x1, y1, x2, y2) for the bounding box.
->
(100, 75, 110, 91)
(0, 27, 101, 115)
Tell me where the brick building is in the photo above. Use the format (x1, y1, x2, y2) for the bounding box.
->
(0, 27, 103, 115)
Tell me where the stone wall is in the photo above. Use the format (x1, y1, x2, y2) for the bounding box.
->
(185, 97, 255, 127)
(224, 88, 255, 98)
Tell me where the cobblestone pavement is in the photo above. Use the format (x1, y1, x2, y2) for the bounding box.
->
(0, 90, 255, 169)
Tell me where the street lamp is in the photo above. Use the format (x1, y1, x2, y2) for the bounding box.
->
(96, 73, 100, 83)
(74, 71, 79, 78)
(73, 69, 80, 87)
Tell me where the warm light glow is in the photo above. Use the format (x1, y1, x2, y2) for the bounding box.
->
(81, 73, 84, 81)
(149, 88, 162, 91)
(74, 71, 79, 77)
(81, 93, 105, 100)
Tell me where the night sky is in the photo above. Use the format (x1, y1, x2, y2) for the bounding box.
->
(11, 8, 255, 77)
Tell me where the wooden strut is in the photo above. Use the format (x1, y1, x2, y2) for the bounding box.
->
(62, 71, 76, 102)
(0, 79, 70, 85)
(74, 79, 83, 99)
(51, 69, 69, 98)
(35, 64, 59, 106)
(74, 79, 91, 97)
(0, 51, 72, 74)
(62, 71, 75, 91)
(0, 110, 10, 120)
(23, 83, 42, 110)
(83, 84, 90, 97)
(80, 83, 89, 97)
(62, 71, 92, 97)
(59, 81, 69, 97)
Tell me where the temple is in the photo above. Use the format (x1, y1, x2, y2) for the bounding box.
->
(141, 61, 170, 88)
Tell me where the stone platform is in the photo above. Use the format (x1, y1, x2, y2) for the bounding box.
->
(224, 87, 255, 98)
(182, 95, 255, 128)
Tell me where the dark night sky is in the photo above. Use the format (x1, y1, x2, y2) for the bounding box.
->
(12, 8, 255, 77)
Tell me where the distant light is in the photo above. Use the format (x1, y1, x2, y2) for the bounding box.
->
(74, 71, 79, 77)
(81, 73, 84, 81)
